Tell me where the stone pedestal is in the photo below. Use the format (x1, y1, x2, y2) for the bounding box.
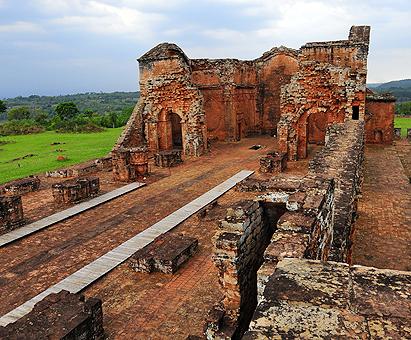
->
(130, 234, 198, 274)
(0, 195, 24, 233)
(259, 152, 287, 174)
(129, 147, 149, 176)
(393, 128, 402, 140)
(154, 149, 183, 168)
(52, 177, 100, 205)
(112, 148, 135, 182)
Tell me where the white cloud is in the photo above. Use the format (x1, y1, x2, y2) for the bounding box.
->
(34, 0, 166, 40)
(0, 21, 44, 33)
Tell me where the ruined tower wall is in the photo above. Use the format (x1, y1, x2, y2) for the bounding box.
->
(278, 26, 370, 160)
(137, 51, 207, 157)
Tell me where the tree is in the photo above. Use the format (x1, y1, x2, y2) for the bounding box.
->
(55, 102, 79, 121)
(0, 100, 6, 114)
(7, 106, 31, 120)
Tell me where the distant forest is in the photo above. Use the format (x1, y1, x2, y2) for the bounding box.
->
(0, 91, 140, 121)
(371, 79, 411, 103)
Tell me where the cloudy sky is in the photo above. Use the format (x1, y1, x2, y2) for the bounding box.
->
(1, 0, 410, 98)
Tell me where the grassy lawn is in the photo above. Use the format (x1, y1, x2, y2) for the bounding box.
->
(394, 117, 411, 137)
(0, 128, 123, 184)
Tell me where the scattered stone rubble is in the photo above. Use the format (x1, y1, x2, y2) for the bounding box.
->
(52, 177, 100, 205)
(130, 233, 198, 274)
(0, 290, 104, 340)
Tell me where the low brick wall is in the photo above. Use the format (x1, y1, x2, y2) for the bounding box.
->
(0, 290, 104, 339)
(95, 156, 113, 171)
(52, 177, 100, 205)
(0, 176, 40, 196)
(309, 120, 364, 262)
(0, 195, 24, 233)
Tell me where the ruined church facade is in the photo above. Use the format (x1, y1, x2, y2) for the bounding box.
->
(116, 25, 393, 161)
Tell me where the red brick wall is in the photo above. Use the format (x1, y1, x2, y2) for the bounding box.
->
(365, 100, 394, 144)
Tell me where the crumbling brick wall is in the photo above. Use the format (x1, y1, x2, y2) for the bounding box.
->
(365, 91, 395, 144)
(211, 200, 272, 338)
(0, 195, 24, 233)
(0, 290, 104, 340)
(278, 26, 370, 160)
(209, 174, 335, 338)
(309, 120, 365, 262)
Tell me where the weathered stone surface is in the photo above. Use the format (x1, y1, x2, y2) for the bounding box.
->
(245, 258, 411, 339)
(130, 233, 198, 274)
(112, 146, 149, 181)
(0, 290, 104, 340)
(0, 195, 24, 233)
(52, 177, 100, 205)
(0, 176, 40, 196)
(154, 149, 183, 167)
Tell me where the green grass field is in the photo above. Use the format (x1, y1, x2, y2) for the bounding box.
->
(0, 128, 123, 184)
(394, 117, 411, 137)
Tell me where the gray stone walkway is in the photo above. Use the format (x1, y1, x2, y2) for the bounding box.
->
(0, 182, 146, 248)
(0, 170, 253, 326)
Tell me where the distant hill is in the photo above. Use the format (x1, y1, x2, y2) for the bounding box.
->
(376, 79, 411, 89)
(367, 83, 382, 89)
(369, 79, 411, 103)
(1, 92, 140, 121)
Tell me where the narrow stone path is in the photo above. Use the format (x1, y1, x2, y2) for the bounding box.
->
(352, 144, 411, 271)
(0, 182, 146, 247)
(0, 170, 253, 326)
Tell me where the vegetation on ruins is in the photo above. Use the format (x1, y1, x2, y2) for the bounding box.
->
(0, 128, 123, 184)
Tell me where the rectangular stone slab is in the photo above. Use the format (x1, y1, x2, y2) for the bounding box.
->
(130, 234, 198, 274)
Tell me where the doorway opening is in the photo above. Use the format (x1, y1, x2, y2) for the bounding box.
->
(352, 106, 360, 120)
(170, 113, 183, 149)
(374, 130, 383, 143)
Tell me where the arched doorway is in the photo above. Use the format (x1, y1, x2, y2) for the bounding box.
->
(170, 113, 183, 149)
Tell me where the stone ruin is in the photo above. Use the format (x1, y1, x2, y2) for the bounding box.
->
(0, 290, 104, 339)
(52, 177, 100, 205)
(1, 25, 409, 339)
(0, 195, 24, 234)
(113, 25, 394, 167)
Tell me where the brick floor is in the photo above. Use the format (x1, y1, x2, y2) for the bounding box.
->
(352, 142, 411, 271)
(0, 136, 314, 338)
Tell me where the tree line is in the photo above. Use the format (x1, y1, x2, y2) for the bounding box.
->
(0, 92, 139, 136)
